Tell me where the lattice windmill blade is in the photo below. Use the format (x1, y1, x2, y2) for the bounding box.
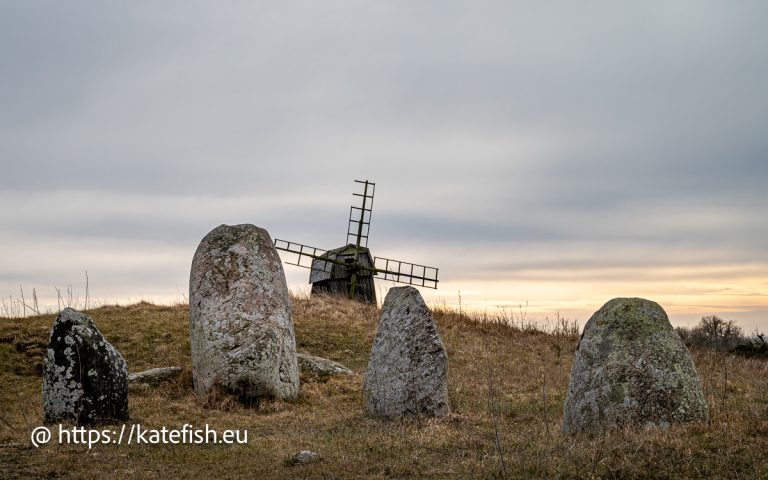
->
(342, 180, 375, 299)
(347, 180, 374, 249)
(273, 239, 347, 275)
(373, 256, 439, 289)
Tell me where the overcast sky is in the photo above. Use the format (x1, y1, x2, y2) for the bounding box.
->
(1, 1, 766, 329)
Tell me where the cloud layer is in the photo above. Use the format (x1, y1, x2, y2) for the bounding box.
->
(2, 2, 766, 328)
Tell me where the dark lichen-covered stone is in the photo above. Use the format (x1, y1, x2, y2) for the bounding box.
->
(189, 224, 299, 401)
(562, 298, 708, 434)
(42, 308, 129, 425)
(363, 286, 450, 419)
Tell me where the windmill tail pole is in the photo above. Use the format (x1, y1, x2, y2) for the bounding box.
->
(349, 272, 358, 300)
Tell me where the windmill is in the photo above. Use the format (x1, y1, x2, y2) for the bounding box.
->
(274, 180, 439, 304)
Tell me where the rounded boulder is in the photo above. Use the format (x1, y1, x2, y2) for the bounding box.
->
(562, 297, 708, 434)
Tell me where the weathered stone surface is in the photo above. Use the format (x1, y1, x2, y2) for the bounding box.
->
(42, 308, 129, 425)
(128, 366, 182, 386)
(562, 297, 708, 434)
(298, 353, 353, 377)
(363, 286, 450, 419)
(189, 224, 299, 401)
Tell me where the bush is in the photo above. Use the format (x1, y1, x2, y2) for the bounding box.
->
(732, 331, 768, 359)
(676, 315, 747, 351)
(732, 343, 768, 358)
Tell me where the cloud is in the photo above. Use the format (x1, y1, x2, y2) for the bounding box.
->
(1, 2, 766, 327)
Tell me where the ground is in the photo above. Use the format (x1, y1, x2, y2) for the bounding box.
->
(1, 294, 767, 479)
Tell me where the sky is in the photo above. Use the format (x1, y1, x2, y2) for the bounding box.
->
(1, 1, 766, 330)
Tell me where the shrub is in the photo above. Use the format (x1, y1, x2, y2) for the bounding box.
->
(676, 315, 747, 351)
(732, 331, 768, 359)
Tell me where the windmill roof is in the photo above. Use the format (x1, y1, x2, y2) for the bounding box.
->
(326, 244, 371, 256)
(309, 244, 375, 283)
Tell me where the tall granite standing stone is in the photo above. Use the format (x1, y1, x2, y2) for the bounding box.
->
(189, 224, 299, 401)
(363, 286, 450, 418)
(42, 308, 129, 425)
(562, 297, 708, 434)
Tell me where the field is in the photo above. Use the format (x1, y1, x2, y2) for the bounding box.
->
(1, 294, 767, 479)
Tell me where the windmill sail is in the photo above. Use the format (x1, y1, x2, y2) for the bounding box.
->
(373, 256, 439, 289)
(347, 180, 374, 248)
(272, 239, 336, 275)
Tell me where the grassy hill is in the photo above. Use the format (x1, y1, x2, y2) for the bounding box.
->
(1, 294, 767, 479)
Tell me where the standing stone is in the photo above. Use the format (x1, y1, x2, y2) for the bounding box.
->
(189, 224, 299, 401)
(42, 308, 129, 425)
(562, 297, 708, 434)
(363, 286, 450, 418)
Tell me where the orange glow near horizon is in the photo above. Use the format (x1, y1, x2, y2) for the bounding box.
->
(10, 263, 765, 332)
(419, 264, 768, 330)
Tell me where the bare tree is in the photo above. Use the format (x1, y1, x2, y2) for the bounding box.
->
(678, 316, 746, 350)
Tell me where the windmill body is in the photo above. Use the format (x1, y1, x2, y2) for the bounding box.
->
(309, 245, 376, 303)
(274, 180, 439, 304)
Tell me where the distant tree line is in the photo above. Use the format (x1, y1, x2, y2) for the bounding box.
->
(675, 315, 768, 358)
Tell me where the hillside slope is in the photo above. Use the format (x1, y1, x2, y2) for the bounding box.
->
(1, 295, 766, 479)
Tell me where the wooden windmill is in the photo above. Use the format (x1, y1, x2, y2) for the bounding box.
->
(274, 180, 439, 304)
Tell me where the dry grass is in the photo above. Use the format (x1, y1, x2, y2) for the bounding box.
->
(0, 294, 767, 479)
